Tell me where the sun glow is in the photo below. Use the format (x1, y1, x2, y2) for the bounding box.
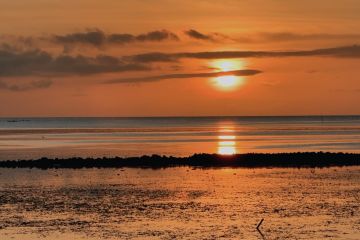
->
(218, 140, 237, 155)
(210, 60, 246, 91)
(218, 146, 237, 155)
(218, 135, 236, 140)
(213, 76, 244, 90)
(212, 60, 244, 72)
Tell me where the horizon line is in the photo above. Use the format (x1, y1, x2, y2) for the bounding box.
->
(1, 114, 360, 119)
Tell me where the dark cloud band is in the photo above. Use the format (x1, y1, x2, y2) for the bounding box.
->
(184, 29, 213, 41)
(236, 32, 360, 43)
(0, 79, 52, 91)
(105, 69, 262, 84)
(0, 48, 148, 77)
(126, 45, 360, 63)
(53, 29, 179, 48)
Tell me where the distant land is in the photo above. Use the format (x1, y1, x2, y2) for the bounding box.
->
(0, 152, 359, 169)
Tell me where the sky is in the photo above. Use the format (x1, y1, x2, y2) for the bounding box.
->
(0, 0, 360, 117)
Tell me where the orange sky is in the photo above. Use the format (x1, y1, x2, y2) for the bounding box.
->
(0, 0, 360, 116)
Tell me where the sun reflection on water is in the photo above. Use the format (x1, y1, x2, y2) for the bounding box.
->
(218, 145, 237, 155)
(217, 126, 237, 155)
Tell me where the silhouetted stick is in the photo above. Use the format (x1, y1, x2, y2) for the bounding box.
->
(256, 218, 264, 230)
(256, 218, 266, 239)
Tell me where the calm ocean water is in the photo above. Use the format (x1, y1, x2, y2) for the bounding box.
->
(0, 116, 359, 160)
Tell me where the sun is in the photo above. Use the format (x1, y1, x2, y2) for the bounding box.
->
(213, 75, 244, 90)
(210, 60, 246, 91)
(212, 59, 244, 72)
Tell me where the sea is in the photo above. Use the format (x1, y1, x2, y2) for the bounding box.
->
(1, 116, 360, 240)
(0, 116, 359, 160)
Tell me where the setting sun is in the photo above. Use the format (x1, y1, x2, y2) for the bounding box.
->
(210, 60, 246, 91)
(212, 59, 245, 72)
(213, 75, 244, 90)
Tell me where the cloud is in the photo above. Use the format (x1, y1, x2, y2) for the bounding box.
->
(123, 52, 178, 63)
(0, 49, 52, 76)
(179, 45, 360, 58)
(184, 29, 213, 41)
(183, 30, 360, 43)
(236, 32, 360, 43)
(53, 30, 106, 47)
(184, 29, 360, 43)
(52, 29, 179, 48)
(126, 45, 360, 63)
(105, 69, 262, 84)
(134, 30, 179, 42)
(0, 79, 52, 91)
(4, 29, 360, 52)
(0, 48, 149, 77)
(107, 33, 135, 44)
(0, 36, 38, 51)
(183, 29, 230, 42)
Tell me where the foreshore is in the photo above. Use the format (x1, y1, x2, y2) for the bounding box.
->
(0, 152, 359, 169)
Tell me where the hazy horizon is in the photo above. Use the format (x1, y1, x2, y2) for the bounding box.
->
(2, 114, 360, 118)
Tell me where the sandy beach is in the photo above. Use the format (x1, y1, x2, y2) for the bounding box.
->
(0, 166, 359, 239)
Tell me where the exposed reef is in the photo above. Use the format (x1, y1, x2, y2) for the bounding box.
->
(0, 152, 359, 169)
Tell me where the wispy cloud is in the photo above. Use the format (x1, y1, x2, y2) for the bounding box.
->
(123, 52, 178, 63)
(52, 29, 179, 48)
(3, 29, 360, 52)
(0, 48, 149, 77)
(126, 45, 360, 63)
(184, 29, 213, 41)
(53, 30, 106, 47)
(184, 29, 360, 43)
(236, 32, 360, 43)
(105, 69, 262, 84)
(0, 79, 52, 91)
(184, 29, 230, 42)
(2, 43, 359, 79)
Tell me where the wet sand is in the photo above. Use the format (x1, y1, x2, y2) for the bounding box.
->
(0, 167, 359, 239)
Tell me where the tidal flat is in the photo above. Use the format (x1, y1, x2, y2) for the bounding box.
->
(0, 167, 359, 239)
